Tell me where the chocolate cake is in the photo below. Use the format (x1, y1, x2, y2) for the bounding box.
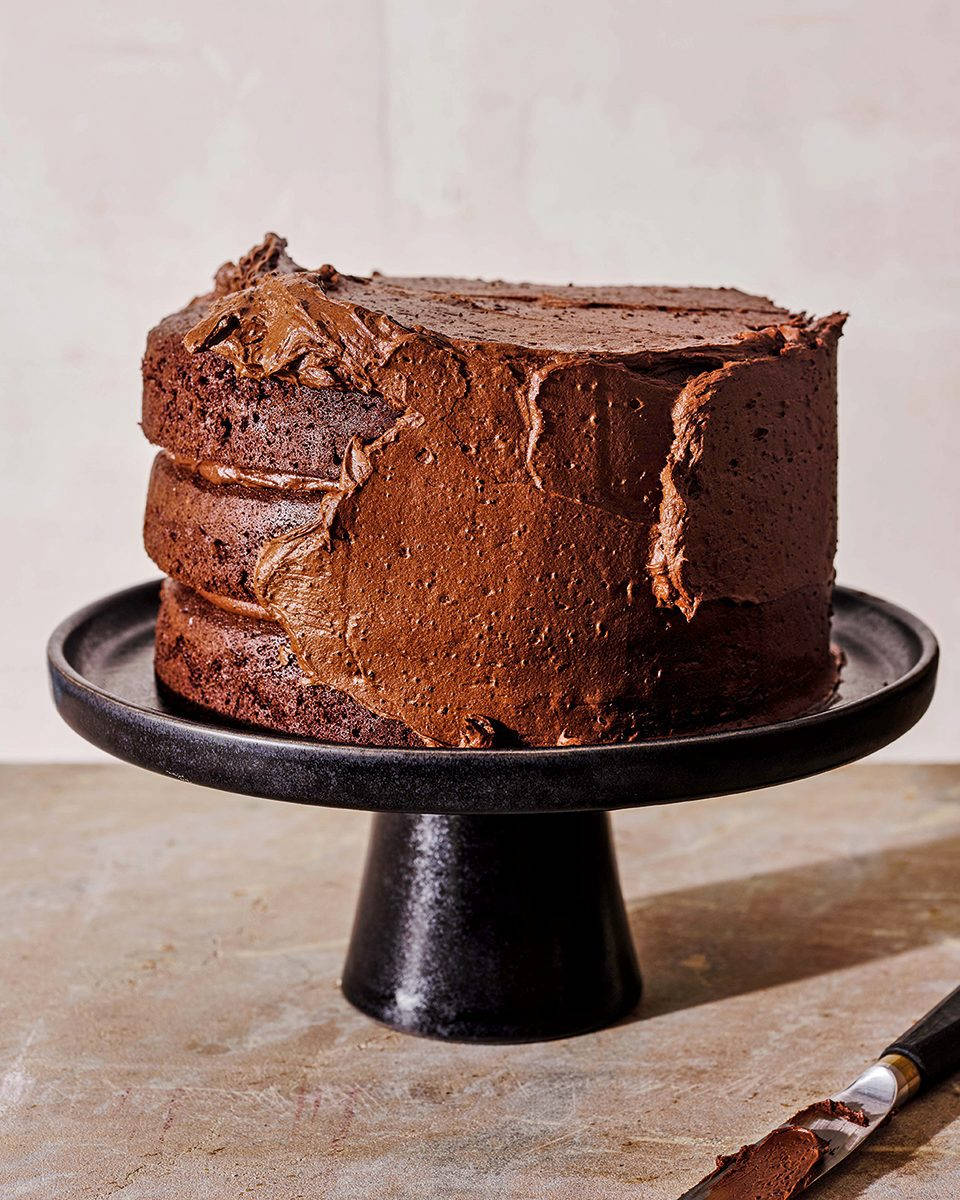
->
(142, 234, 844, 748)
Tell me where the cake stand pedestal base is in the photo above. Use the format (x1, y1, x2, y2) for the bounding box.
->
(342, 811, 641, 1042)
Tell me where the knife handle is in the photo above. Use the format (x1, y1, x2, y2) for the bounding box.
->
(882, 982, 960, 1091)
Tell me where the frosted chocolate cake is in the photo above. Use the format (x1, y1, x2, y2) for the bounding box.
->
(142, 234, 844, 748)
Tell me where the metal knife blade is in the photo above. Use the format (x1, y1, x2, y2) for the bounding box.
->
(677, 1055, 918, 1199)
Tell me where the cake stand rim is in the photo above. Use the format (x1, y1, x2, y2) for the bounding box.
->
(47, 579, 939, 812)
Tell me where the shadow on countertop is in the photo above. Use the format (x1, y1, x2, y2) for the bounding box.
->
(625, 828, 960, 1196)
(625, 833, 960, 1020)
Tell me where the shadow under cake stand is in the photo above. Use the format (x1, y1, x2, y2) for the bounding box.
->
(48, 582, 938, 1043)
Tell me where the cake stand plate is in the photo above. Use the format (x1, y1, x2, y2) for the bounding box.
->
(48, 582, 937, 1042)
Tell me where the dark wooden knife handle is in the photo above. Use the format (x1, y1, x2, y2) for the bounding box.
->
(883, 982, 960, 1090)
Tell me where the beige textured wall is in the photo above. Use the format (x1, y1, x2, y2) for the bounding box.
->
(2, 0, 957, 760)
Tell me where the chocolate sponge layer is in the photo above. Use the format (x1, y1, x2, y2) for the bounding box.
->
(142, 306, 400, 476)
(144, 452, 329, 604)
(155, 581, 422, 747)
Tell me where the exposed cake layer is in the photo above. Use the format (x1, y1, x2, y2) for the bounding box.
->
(144, 451, 331, 604)
(155, 580, 421, 746)
(142, 305, 401, 476)
(143, 234, 844, 747)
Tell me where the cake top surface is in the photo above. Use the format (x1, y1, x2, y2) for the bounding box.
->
(188, 232, 799, 360)
(308, 274, 790, 355)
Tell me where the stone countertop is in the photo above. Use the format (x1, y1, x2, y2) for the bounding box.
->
(1, 763, 959, 1198)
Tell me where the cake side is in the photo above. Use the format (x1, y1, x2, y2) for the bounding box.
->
(144, 451, 333, 605)
(143, 235, 844, 748)
(155, 580, 420, 746)
(142, 306, 402, 477)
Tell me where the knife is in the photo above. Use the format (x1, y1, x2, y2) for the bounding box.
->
(678, 982, 960, 1199)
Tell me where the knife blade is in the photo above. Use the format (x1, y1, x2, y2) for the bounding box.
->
(677, 981, 960, 1198)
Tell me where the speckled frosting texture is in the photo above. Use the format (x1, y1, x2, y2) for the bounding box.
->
(143, 234, 844, 748)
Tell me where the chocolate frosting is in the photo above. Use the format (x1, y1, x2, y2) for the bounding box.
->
(694, 1099, 867, 1199)
(181, 235, 843, 748)
(162, 449, 338, 492)
(699, 1126, 825, 1199)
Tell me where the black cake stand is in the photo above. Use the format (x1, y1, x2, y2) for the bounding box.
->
(48, 581, 937, 1043)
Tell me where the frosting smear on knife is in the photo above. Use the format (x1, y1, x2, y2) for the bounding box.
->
(695, 1099, 867, 1199)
